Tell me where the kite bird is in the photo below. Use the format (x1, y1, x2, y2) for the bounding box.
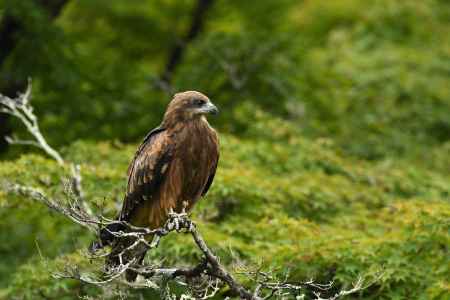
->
(96, 91, 219, 281)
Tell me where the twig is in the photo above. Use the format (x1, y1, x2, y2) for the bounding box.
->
(1, 83, 94, 215)
(4, 182, 374, 300)
(0, 81, 64, 165)
(189, 221, 257, 299)
(3, 182, 98, 233)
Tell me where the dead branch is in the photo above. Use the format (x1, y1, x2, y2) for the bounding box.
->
(0, 84, 93, 214)
(3, 182, 98, 233)
(4, 180, 374, 299)
(0, 81, 64, 165)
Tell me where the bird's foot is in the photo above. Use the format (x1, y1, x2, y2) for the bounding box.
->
(167, 209, 193, 232)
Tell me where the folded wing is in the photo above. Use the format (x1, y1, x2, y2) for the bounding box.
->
(119, 127, 174, 225)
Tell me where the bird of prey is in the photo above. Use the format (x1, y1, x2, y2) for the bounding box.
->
(97, 91, 219, 281)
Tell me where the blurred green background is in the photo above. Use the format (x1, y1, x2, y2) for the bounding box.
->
(0, 0, 449, 299)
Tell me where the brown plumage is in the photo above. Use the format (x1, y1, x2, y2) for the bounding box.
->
(98, 91, 219, 281)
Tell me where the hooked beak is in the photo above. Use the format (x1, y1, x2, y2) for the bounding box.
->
(204, 102, 219, 115)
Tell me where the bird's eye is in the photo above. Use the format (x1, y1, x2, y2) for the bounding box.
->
(193, 99, 205, 106)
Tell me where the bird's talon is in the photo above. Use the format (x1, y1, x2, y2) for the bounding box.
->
(167, 222, 174, 231)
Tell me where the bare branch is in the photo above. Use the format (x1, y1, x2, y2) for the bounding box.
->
(3, 182, 99, 233)
(5, 135, 41, 147)
(0, 81, 64, 165)
(70, 164, 84, 201)
(3, 180, 376, 299)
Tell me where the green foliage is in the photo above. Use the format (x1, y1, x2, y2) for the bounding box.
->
(0, 116, 449, 298)
(1, 0, 450, 299)
(289, 0, 450, 159)
(2, 0, 448, 160)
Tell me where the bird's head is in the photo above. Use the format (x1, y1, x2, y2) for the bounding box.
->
(163, 91, 219, 126)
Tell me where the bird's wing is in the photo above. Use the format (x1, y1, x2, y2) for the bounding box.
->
(202, 139, 219, 197)
(119, 126, 173, 221)
(201, 157, 218, 196)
